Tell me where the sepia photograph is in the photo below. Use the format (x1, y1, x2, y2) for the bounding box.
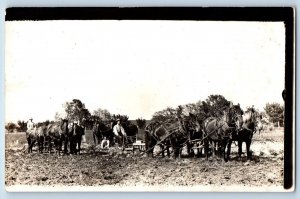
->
(4, 8, 295, 192)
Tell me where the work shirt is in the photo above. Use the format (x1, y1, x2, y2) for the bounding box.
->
(27, 120, 34, 131)
(113, 124, 126, 136)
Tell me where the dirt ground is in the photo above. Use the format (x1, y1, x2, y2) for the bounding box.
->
(5, 128, 284, 191)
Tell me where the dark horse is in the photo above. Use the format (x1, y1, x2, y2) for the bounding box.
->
(228, 107, 257, 160)
(144, 121, 172, 158)
(203, 104, 243, 162)
(92, 120, 114, 146)
(68, 122, 85, 154)
(46, 119, 69, 154)
(145, 114, 201, 158)
(122, 122, 138, 145)
(184, 114, 203, 158)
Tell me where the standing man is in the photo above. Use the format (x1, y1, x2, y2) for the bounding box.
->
(113, 119, 127, 147)
(27, 118, 35, 133)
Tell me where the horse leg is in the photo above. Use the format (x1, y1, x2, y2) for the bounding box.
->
(204, 139, 209, 160)
(246, 139, 252, 160)
(223, 139, 229, 162)
(179, 147, 183, 159)
(186, 142, 194, 158)
(78, 136, 82, 155)
(148, 139, 156, 158)
(48, 137, 51, 153)
(166, 146, 170, 157)
(59, 138, 63, 155)
(29, 139, 35, 153)
(41, 137, 45, 153)
(212, 140, 217, 157)
(160, 145, 165, 158)
(64, 137, 68, 154)
(39, 137, 44, 153)
(93, 134, 96, 145)
(174, 147, 180, 159)
(27, 138, 31, 153)
(70, 139, 74, 154)
(98, 134, 102, 145)
(30, 140, 36, 153)
(238, 140, 243, 160)
(226, 139, 232, 161)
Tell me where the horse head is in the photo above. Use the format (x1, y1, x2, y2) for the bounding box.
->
(93, 120, 100, 131)
(242, 107, 258, 131)
(228, 104, 244, 131)
(60, 119, 69, 134)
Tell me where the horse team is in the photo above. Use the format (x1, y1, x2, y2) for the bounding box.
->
(26, 120, 84, 155)
(26, 103, 262, 162)
(145, 103, 261, 161)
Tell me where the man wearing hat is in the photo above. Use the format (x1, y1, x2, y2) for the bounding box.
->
(27, 118, 35, 132)
(113, 119, 126, 147)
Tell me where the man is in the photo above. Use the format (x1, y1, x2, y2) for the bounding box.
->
(113, 119, 126, 147)
(100, 136, 110, 149)
(27, 118, 35, 133)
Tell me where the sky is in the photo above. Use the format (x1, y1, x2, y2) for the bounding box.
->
(5, 20, 285, 123)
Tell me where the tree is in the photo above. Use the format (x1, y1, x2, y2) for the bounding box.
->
(93, 108, 112, 121)
(152, 106, 177, 122)
(264, 102, 284, 127)
(17, 120, 27, 132)
(136, 118, 146, 129)
(64, 99, 91, 124)
(205, 94, 231, 117)
(5, 122, 17, 133)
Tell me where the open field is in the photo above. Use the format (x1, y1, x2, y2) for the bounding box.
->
(5, 128, 284, 191)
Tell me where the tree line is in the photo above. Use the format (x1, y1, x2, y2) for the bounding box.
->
(151, 94, 284, 128)
(5, 99, 147, 133)
(5, 95, 283, 133)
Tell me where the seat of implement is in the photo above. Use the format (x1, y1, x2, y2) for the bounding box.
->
(132, 140, 146, 151)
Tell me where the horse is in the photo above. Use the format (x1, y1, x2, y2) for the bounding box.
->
(92, 120, 114, 146)
(145, 113, 200, 159)
(26, 126, 37, 153)
(68, 122, 85, 154)
(184, 114, 204, 157)
(92, 121, 104, 145)
(122, 122, 138, 145)
(46, 119, 69, 154)
(144, 121, 172, 158)
(203, 104, 244, 162)
(255, 120, 264, 134)
(35, 124, 48, 153)
(228, 107, 258, 160)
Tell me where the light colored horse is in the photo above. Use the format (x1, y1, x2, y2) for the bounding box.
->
(203, 104, 243, 162)
(26, 125, 47, 153)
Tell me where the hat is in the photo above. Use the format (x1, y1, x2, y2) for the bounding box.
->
(29, 118, 33, 120)
(116, 118, 121, 121)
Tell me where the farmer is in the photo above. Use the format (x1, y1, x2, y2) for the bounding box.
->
(113, 119, 126, 147)
(26, 118, 35, 133)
